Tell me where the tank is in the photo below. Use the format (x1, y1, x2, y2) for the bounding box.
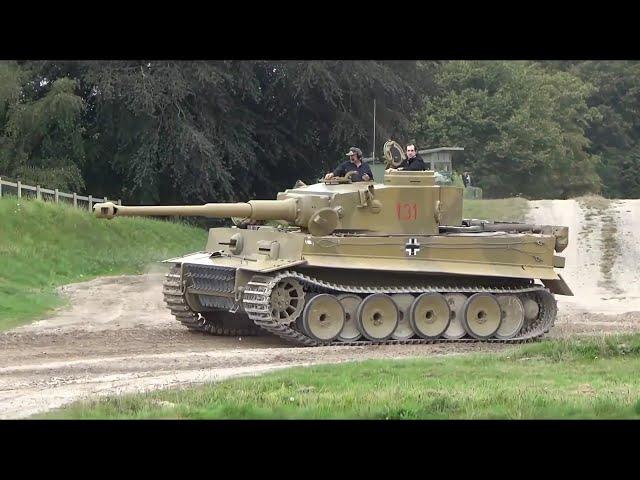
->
(93, 169, 572, 346)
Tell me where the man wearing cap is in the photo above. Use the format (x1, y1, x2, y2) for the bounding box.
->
(324, 147, 374, 182)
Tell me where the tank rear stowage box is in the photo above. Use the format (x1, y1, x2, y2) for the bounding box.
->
(94, 169, 571, 345)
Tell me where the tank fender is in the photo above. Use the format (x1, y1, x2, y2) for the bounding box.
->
(542, 274, 573, 296)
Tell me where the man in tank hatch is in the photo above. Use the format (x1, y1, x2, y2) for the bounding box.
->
(397, 144, 426, 171)
(324, 147, 374, 182)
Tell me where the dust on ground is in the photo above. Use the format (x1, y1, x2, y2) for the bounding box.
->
(2, 199, 640, 419)
(527, 198, 640, 316)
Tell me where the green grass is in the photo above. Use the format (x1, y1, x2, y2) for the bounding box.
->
(0, 197, 207, 330)
(41, 334, 640, 419)
(463, 197, 529, 222)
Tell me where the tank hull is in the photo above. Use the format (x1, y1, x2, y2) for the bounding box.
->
(167, 226, 570, 284)
(161, 226, 568, 345)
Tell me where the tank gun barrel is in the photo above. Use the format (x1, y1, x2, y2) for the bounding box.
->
(93, 199, 299, 222)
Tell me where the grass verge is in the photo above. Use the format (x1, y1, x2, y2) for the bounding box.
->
(40, 334, 640, 419)
(0, 197, 207, 330)
(463, 197, 529, 222)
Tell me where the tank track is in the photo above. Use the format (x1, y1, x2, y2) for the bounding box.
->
(162, 268, 264, 337)
(242, 270, 557, 347)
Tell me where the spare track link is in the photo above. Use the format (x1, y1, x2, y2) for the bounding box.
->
(162, 268, 263, 337)
(242, 270, 557, 347)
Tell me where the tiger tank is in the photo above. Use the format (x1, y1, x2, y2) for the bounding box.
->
(93, 169, 571, 346)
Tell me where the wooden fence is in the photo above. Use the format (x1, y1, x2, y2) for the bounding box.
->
(0, 176, 120, 210)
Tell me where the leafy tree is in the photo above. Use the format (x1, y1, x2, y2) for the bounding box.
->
(44, 60, 426, 204)
(0, 62, 86, 191)
(250, 61, 424, 194)
(561, 61, 640, 198)
(411, 61, 601, 199)
(18, 60, 640, 203)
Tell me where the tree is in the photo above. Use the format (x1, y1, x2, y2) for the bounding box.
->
(0, 62, 86, 190)
(60, 60, 424, 204)
(249, 61, 424, 194)
(561, 61, 640, 198)
(411, 61, 601, 198)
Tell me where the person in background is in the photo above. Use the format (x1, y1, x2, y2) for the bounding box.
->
(462, 171, 472, 187)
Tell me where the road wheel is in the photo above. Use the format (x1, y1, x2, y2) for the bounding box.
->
(409, 293, 450, 339)
(495, 294, 525, 339)
(302, 294, 345, 342)
(357, 294, 399, 341)
(391, 294, 416, 340)
(337, 294, 363, 342)
(442, 293, 467, 339)
(462, 293, 502, 339)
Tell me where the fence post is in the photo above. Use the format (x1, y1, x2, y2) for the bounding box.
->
(54, 189, 59, 203)
(0, 177, 2, 198)
(17, 181, 21, 199)
(118, 199, 122, 206)
(88, 195, 93, 211)
(73, 192, 77, 208)
(36, 185, 41, 200)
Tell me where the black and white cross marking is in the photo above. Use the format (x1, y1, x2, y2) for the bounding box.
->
(405, 238, 420, 256)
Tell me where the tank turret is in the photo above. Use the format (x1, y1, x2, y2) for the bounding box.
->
(95, 170, 462, 237)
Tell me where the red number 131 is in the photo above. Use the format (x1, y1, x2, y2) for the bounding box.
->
(396, 202, 417, 221)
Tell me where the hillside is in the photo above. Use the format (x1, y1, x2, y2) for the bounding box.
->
(0, 198, 207, 330)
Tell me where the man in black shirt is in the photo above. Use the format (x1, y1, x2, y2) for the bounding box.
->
(324, 147, 374, 182)
(398, 144, 426, 171)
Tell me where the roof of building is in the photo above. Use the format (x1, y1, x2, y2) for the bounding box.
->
(418, 147, 465, 154)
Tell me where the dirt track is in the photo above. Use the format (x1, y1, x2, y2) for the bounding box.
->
(2, 199, 640, 419)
